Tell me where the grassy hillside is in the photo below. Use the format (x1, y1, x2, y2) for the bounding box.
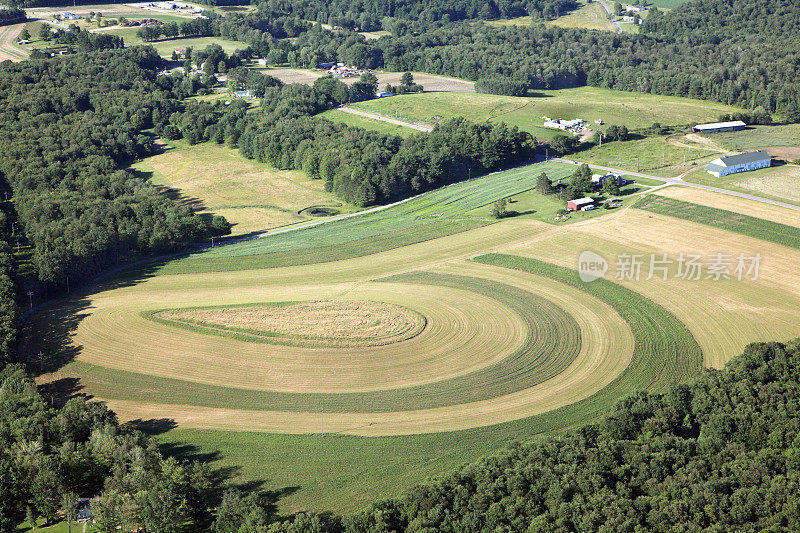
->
(131, 142, 353, 235)
(348, 89, 746, 140)
(317, 109, 416, 137)
(153, 162, 582, 274)
(486, 0, 616, 32)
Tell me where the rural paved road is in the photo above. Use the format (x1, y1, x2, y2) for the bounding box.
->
(552, 157, 800, 212)
(338, 106, 433, 132)
(595, 0, 622, 33)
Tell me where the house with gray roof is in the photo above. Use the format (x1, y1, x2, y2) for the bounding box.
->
(705, 151, 771, 178)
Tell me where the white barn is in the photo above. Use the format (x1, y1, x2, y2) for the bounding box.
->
(705, 151, 771, 177)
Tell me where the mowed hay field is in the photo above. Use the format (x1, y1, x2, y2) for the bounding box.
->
(348, 88, 745, 140)
(27, 165, 800, 512)
(486, 0, 616, 32)
(130, 142, 353, 235)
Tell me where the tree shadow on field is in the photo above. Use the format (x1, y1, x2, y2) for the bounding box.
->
(125, 417, 179, 435)
(26, 260, 169, 387)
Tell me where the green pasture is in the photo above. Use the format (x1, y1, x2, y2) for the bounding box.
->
(705, 124, 800, 153)
(318, 109, 416, 137)
(121, 36, 249, 56)
(153, 162, 580, 274)
(347, 88, 746, 140)
(571, 135, 716, 177)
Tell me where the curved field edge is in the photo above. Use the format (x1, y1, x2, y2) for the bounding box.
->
(141, 301, 428, 348)
(72, 274, 583, 412)
(473, 253, 703, 391)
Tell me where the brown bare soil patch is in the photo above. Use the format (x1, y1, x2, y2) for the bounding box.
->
(156, 300, 427, 347)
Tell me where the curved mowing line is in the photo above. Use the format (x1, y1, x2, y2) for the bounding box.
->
(71, 274, 583, 413)
(141, 301, 428, 348)
(473, 254, 703, 392)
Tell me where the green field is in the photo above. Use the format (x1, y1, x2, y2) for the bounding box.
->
(704, 124, 800, 153)
(153, 162, 582, 274)
(486, 0, 616, 32)
(348, 89, 746, 141)
(130, 142, 350, 236)
(647, 0, 692, 8)
(636, 195, 800, 248)
(571, 135, 716, 176)
(126, 36, 249, 57)
(318, 109, 416, 137)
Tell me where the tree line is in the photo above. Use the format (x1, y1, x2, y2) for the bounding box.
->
(252, 0, 576, 32)
(0, 7, 26, 26)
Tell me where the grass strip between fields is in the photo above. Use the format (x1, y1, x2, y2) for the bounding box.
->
(636, 195, 800, 249)
(473, 254, 703, 392)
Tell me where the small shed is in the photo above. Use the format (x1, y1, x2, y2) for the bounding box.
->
(375, 92, 393, 98)
(567, 197, 595, 211)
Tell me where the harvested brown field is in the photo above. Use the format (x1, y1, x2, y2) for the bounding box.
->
(153, 300, 427, 347)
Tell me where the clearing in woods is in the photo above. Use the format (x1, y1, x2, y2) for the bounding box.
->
(26, 162, 800, 513)
(130, 142, 352, 235)
(347, 89, 745, 140)
(486, 0, 616, 32)
(249, 67, 476, 93)
(317, 109, 416, 137)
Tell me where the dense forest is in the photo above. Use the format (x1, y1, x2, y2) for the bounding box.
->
(0, 7, 26, 26)
(203, 0, 799, 117)
(0, 48, 228, 288)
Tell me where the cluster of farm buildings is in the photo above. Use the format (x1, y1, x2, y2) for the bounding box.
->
(620, 4, 646, 24)
(543, 118, 585, 134)
(316, 62, 369, 78)
(690, 121, 772, 177)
